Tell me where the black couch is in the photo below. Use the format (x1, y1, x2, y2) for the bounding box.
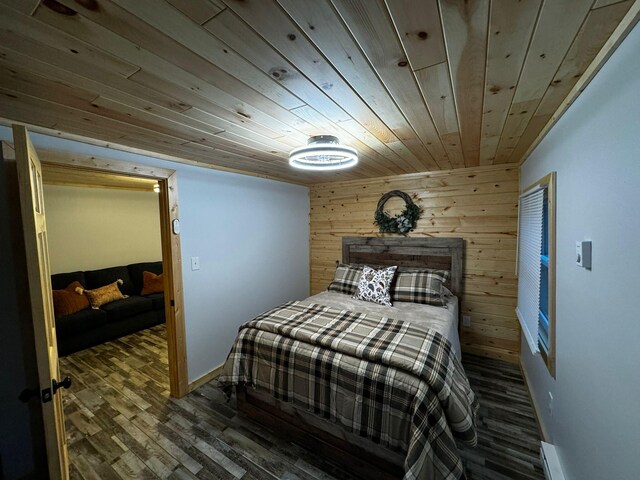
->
(52, 261, 165, 356)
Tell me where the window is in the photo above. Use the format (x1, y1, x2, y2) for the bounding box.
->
(539, 192, 549, 353)
(516, 173, 556, 377)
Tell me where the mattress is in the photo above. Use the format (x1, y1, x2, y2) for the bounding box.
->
(305, 289, 461, 359)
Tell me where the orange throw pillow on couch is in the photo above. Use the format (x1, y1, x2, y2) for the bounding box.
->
(77, 279, 127, 309)
(52, 281, 90, 318)
(141, 271, 164, 295)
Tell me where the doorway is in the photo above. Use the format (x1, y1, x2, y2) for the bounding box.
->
(24, 143, 188, 398)
(2, 125, 188, 479)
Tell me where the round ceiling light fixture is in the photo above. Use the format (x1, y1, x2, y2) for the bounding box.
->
(289, 135, 358, 171)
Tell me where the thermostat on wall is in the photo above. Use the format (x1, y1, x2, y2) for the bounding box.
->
(576, 241, 591, 269)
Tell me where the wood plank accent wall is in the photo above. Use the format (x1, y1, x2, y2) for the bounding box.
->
(309, 163, 520, 363)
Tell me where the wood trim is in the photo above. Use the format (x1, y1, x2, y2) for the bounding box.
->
(519, 1, 640, 166)
(521, 172, 555, 196)
(159, 172, 188, 398)
(519, 358, 550, 442)
(341, 236, 465, 296)
(36, 148, 174, 180)
(42, 162, 157, 191)
(188, 363, 225, 393)
(42, 181, 154, 192)
(546, 172, 557, 378)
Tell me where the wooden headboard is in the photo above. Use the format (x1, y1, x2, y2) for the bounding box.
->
(342, 237, 464, 296)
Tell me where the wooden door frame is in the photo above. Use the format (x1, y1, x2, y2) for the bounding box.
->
(21, 147, 189, 398)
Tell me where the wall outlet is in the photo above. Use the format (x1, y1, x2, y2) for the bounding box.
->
(548, 392, 553, 417)
(191, 256, 200, 271)
(462, 315, 471, 327)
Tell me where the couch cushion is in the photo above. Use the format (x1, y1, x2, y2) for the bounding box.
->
(84, 266, 135, 296)
(141, 271, 163, 296)
(146, 293, 165, 310)
(51, 271, 86, 291)
(53, 281, 90, 318)
(55, 308, 108, 336)
(101, 296, 153, 323)
(81, 280, 127, 309)
(128, 261, 162, 294)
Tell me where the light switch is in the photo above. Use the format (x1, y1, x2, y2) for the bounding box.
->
(191, 256, 200, 271)
(575, 241, 592, 269)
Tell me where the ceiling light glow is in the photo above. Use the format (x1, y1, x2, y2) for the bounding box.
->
(289, 135, 358, 171)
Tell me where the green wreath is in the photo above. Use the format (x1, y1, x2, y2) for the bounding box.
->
(374, 190, 423, 234)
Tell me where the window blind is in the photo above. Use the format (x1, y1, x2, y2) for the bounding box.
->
(516, 187, 545, 354)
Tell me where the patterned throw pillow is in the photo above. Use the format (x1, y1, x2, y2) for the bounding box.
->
(391, 269, 450, 306)
(52, 281, 90, 318)
(141, 271, 164, 295)
(352, 265, 397, 306)
(327, 263, 364, 295)
(76, 279, 128, 309)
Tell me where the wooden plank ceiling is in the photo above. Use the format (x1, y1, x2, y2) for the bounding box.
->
(0, 0, 635, 184)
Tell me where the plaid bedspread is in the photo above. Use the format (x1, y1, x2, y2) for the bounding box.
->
(217, 301, 479, 480)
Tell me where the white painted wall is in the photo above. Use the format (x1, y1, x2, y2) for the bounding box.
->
(0, 126, 310, 382)
(520, 23, 640, 480)
(44, 185, 162, 274)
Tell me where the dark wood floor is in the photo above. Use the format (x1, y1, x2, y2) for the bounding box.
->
(59, 325, 544, 480)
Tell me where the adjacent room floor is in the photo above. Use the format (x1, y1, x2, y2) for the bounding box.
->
(60, 325, 544, 480)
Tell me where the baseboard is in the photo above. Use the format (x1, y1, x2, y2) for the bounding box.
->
(188, 362, 225, 392)
(519, 358, 550, 442)
(540, 441, 566, 480)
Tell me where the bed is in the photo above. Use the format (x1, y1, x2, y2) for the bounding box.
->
(217, 237, 478, 480)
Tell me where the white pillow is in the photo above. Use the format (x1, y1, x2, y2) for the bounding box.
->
(352, 265, 397, 306)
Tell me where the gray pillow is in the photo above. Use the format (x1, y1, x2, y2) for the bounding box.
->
(327, 263, 364, 295)
(391, 269, 450, 306)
